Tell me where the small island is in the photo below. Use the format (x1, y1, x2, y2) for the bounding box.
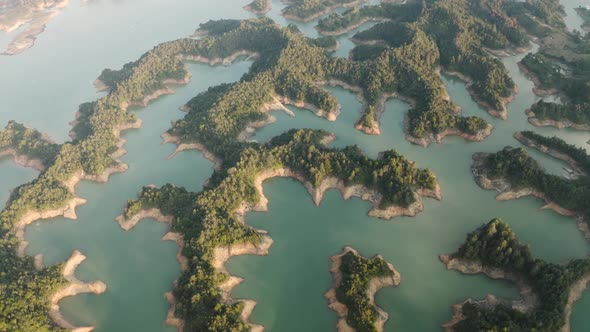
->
(471, 131, 590, 238)
(244, 0, 272, 15)
(120, 128, 440, 330)
(441, 218, 590, 331)
(325, 246, 401, 332)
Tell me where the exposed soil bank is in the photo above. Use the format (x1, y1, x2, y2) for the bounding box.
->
(443, 70, 516, 120)
(49, 250, 107, 332)
(115, 208, 187, 331)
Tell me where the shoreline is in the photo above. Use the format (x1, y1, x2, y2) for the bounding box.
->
(471, 152, 590, 240)
(517, 62, 559, 97)
(562, 272, 590, 332)
(0, 148, 46, 171)
(324, 246, 401, 332)
(115, 208, 187, 331)
(404, 114, 494, 148)
(316, 17, 390, 36)
(243, 0, 272, 15)
(161, 132, 222, 171)
(8, 46, 204, 329)
(513, 131, 586, 177)
(443, 70, 515, 120)
(178, 50, 260, 67)
(0, 0, 68, 55)
(325, 79, 416, 136)
(281, 0, 369, 23)
(526, 109, 590, 131)
(440, 255, 590, 332)
(439, 255, 537, 331)
(49, 250, 107, 332)
(237, 167, 442, 223)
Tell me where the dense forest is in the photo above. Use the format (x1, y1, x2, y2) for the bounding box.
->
(315, 0, 562, 118)
(122, 129, 436, 330)
(1, 0, 586, 329)
(333, 248, 396, 332)
(474, 133, 590, 224)
(447, 219, 590, 331)
(167, 18, 490, 144)
(282, 0, 366, 21)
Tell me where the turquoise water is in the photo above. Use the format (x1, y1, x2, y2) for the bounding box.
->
(0, 0, 588, 331)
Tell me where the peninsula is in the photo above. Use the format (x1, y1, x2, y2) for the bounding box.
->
(441, 218, 590, 331)
(120, 128, 440, 330)
(471, 131, 590, 238)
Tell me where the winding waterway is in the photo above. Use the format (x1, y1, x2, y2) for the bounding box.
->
(0, 0, 589, 331)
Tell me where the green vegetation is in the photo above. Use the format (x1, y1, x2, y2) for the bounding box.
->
(318, 0, 530, 118)
(448, 218, 590, 331)
(282, 0, 365, 21)
(246, 0, 270, 13)
(0, 121, 60, 166)
(123, 129, 436, 330)
(168, 18, 487, 142)
(520, 130, 590, 172)
(476, 134, 590, 222)
(335, 249, 395, 332)
(197, 19, 242, 36)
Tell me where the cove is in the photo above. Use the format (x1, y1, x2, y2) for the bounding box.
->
(23, 61, 250, 332)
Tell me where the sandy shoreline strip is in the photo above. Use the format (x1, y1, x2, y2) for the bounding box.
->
(324, 246, 401, 332)
(49, 250, 107, 332)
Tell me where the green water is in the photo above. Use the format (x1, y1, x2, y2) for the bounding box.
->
(0, 0, 588, 331)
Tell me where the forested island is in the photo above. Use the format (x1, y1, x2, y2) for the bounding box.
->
(441, 219, 590, 331)
(244, 0, 272, 15)
(471, 131, 590, 237)
(324, 246, 400, 332)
